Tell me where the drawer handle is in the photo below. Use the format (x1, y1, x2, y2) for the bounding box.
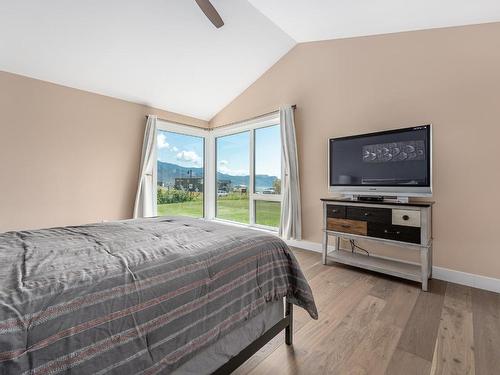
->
(402, 215, 410, 221)
(332, 209, 338, 213)
(364, 212, 370, 216)
(384, 229, 401, 235)
(341, 224, 351, 228)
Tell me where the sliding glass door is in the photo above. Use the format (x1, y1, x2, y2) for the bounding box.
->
(156, 128, 205, 218)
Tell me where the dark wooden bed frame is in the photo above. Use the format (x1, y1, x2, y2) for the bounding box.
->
(212, 301, 293, 374)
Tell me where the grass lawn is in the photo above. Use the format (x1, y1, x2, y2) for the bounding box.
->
(216, 198, 250, 224)
(255, 200, 281, 227)
(157, 195, 281, 228)
(157, 200, 203, 218)
(216, 197, 281, 227)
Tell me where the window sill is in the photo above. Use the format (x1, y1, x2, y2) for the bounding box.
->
(209, 218, 279, 236)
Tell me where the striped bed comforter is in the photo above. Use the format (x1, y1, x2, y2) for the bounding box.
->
(0, 217, 317, 374)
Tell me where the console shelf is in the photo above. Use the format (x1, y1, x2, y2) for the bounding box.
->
(326, 246, 422, 283)
(321, 198, 434, 291)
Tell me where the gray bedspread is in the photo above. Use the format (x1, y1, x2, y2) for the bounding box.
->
(0, 217, 317, 374)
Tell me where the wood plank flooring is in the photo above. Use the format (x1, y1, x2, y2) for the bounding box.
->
(235, 248, 500, 375)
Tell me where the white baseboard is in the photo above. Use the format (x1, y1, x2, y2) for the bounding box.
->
(285, 239, 335, 253)
(285, 239, 500, 294)
(431, 267, 500, 294)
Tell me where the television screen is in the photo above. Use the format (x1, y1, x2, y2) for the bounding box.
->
(329, 125, 431, 192)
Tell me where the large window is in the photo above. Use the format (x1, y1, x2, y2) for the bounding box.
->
(216, 131, 250, 224)
(254, 124, 282, 227)
(151, 116, 282, 230)
(156, 128, 205, 218)
(214, 119, 282, 229)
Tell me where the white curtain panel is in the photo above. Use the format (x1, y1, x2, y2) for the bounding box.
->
(279, 106, 302, 240)
(133, 115, 158, 218)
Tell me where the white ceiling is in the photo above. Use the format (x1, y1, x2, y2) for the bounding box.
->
(0, 0, 294, 120)
(2, 1, 500, 120)
(248, 0, 500, 42)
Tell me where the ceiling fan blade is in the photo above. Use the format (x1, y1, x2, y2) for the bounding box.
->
(195, 0, 224, 28)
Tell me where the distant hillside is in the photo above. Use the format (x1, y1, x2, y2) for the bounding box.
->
(157, 161, 277, 189)
(157, 162, 204, 184)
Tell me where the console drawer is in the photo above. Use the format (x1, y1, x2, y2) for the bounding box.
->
(368, 223, 421, 244)
(327, 205, 346, 219)
(327, 218, 367, 235)
(392, 209, 421, 227)
(346, 206, 391, 224)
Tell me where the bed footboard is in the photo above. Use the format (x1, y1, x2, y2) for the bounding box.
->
(285, 300, 293, 346)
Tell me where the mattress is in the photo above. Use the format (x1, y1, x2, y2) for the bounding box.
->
(0, 217, 317, 374)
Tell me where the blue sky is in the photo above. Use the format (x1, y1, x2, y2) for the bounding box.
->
(255, 125, 281, 177)
(216, 131, 249, 176)
(157, 125, 281, 177)
(157, 130, 204, 168)
(217, 125, 281, 177)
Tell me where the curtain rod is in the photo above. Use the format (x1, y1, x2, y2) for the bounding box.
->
(210, 105, 296, 130)
(144, 116, 208, 130)
(146, 105, 296, 131)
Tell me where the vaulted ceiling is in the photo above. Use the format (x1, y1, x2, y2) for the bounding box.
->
(1, 0, 500, 120)
(248, 0, 500, 42)
(0, 0, 294, 120)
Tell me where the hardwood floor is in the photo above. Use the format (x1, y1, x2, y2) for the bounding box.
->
(235, 248, 500, 375)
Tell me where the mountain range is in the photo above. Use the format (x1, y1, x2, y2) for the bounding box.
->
(157, 161, 277, 189)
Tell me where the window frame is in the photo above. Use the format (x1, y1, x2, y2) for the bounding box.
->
(210, 113, 282, 231)
(151, 115, 282, 231)
(154, 120, 210, 218)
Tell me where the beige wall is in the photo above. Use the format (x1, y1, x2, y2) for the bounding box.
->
(0, 71, 207, 232)
(210, 23, 500, 279)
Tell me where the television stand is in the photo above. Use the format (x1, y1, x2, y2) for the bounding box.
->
(321, 198, 434, 291)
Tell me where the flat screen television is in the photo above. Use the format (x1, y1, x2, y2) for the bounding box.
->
(329, 125, 432, 197)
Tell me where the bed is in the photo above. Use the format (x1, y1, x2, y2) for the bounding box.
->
(0, 217, 317, 374)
